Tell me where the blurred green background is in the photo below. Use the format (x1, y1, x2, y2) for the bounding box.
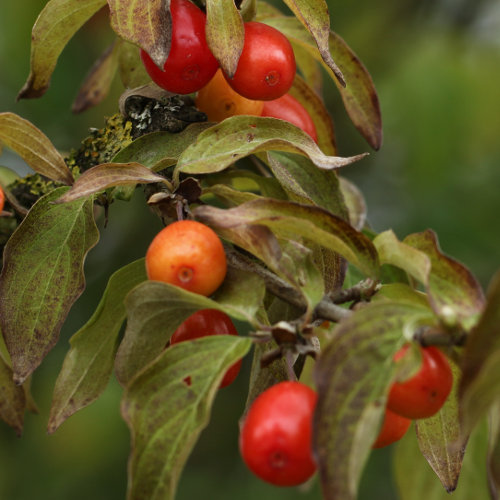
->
(0, 0, 499, 498)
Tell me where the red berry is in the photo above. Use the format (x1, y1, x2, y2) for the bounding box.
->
(372, 408, 412, 449)
(224, 22, 296, 101)
(145, 220, 226, 296)
(387, 345, 453, 419)
(261, 93, 318, 142)
(170, 309, 241, 388)
(0, 186, 4, 213)
(239, 381, 317, 486)
(140, 0, 219, 94)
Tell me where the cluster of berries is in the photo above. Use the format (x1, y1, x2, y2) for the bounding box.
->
(140, 0, 317, 141)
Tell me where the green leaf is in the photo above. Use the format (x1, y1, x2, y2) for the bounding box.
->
(193, 197, 380, 278)
(488, 402, 500, 498)
(394, 419, 491, 500)
(374, 230, 431, 284)
(117, 39, 152, 88)
(289, 74, 337, 155)
(17, 0, 107, 99)
(72, 41, 120, 114)
(460, 271, 500, 438)
(115, 267, 264, 386)
(260, 16, 383, 150)
(0, 112, 74, 185)
(415, 360, 466, 492)
(282, 0, 345, 86)
(404, 230, 485, 330)
(54, 162, 170, 203)
(174, 115, 366, 180)
(47, 259, 147, 434)
(122, 335, 252, 500)
(108, 0, 171, 69)
(314, 301, 435, 500)
(266, 152, 348, 218)
(112, 123, 212, 170)
(205, 0, 244, 77)
(339, 177, 367, 231)
(0, 350, 26, 436)
(0, 188, 99, 384)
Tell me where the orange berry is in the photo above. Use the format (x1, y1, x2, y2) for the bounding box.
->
(0, 186, 4, 213)
(196, 69, 264, 122)
(145, 220, 227, 296)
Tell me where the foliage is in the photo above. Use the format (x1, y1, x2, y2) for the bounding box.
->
(0, 1, 499, 499)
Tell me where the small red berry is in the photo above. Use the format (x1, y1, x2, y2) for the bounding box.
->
(387, 345, 453, 419)
(224, 22, 296, 101)
(145, 220, 226, 296)
(261, 93, 318, 142)
(372, 408, 412, 449)
(170, 309, 241, 388)
(0, 186, 4, 213)
(140, 0, 219, 94)
(239, 381, 317, 486)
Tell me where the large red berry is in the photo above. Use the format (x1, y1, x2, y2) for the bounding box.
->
(140, 0, 219, 94)
(170, 309, 241, 388)
(145, 220, 226, 296)
(262, 93, 318, 142)
(387, 345, 453, 419)
(372, 408, 412, 449)
(239, 381, 317, 487)
(224, 22, 296, 101)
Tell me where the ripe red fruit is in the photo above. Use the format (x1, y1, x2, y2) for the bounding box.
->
(261, 93, 318, 142)
(224, 22, 296, 101)
(170, 309, 241, 388)
(0, 186, 4, 212)
(239, 381, 317, 487)
(372, 408, 412, 449)
(145, 220, 226, 296)
(140, 0, 219, 94)
(387, 345, 453, 419)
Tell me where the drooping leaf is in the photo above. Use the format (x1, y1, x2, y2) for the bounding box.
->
(174, 115, 367, 180)
(260, 16, 382, 149)
(0, 350, 26, 436)
(117, 39, 151, 89)
(314, 301, 435, 500)
(281, 0, 345, 86)
(115, 267, 264, 386)
(415, 360, 466, 492)
(54, 162, 169, 203)
(293, 43, 323, 95)
(72, 40, 120, 113)
(108, 0, 172, 69)
(194, 197, 380, 278)
(339, 177, 367, 231)
(17, 0, 107, 99)
(374, 230, 431, 284)
(47, 259, 147, 434)
(112, 123, 212, 170)
(122, 335, 252, 500)
(404, 230, 485, 330)
(289, 74, 337, 155)
(0, 188, 99, 384)
(460, 271, 500, 438)
(394, 419, 491, 500)
(266, 151, 347, 218)
(205, 0, 244, 78)
(0, 113, 74, 185)
(488, 402, 500, 499)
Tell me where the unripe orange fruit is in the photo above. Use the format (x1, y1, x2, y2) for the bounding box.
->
(145, 220, 227, 296)
(195, 69, 264, 122)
